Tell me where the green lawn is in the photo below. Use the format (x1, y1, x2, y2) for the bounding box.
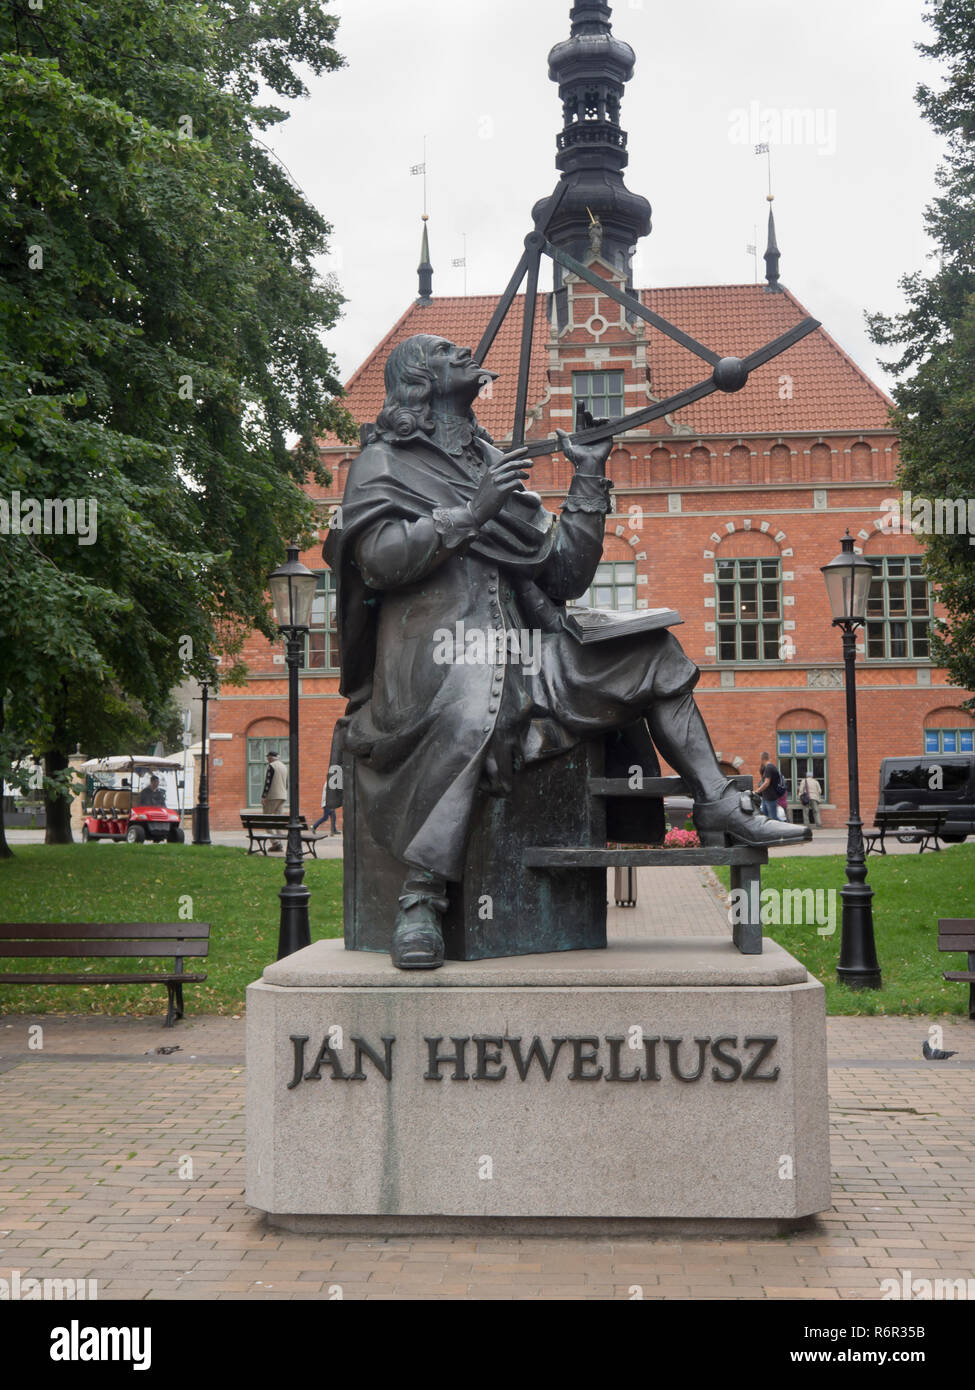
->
(0, 845, 343, 1017)
(715, 844, 975, 1015)
(2, 842, 973, 1018)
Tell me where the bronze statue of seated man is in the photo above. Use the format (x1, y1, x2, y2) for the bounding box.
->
(324, 333, 809, 971)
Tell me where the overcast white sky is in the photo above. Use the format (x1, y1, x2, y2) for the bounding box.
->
(264, 0, 946, 396)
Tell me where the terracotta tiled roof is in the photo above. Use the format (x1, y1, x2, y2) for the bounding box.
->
(639, 284, 894, 434)
(321, 282, 893, 449)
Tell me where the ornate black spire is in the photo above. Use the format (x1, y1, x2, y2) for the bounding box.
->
(417, 215, 433, 305)
(533, 0, 652, 318)
(763, 197, 781, 292)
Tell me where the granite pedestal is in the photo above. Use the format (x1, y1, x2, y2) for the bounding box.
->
(246, 937, 831, 1234)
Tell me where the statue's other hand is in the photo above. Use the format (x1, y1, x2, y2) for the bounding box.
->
(556, 428, 613, 476)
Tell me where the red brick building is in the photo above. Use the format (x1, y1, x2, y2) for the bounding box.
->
(205, 1, 974, 831)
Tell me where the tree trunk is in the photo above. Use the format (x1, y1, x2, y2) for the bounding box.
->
(43, 747, 74, 844)
(0, 697, 13, 858)
(0, 791, 11, 859)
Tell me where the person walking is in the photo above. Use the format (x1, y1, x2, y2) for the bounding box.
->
(313, 780, 337, 835)
(756, 753, 785, 823)
(798, 766, 823, 828)
(261, 750, 288, 851)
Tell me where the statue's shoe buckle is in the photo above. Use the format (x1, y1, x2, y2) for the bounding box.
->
(694, 791, 812, 849)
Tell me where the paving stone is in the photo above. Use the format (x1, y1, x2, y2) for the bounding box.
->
(1, 881, 974, 1303)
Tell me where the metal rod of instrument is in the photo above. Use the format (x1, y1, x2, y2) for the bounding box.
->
(512, 244, 542, 450)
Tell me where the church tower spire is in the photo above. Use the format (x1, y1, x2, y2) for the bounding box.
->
(417, 214, 433, 305)
(533, 0, 652, 319)
(763, 197, 781, 292)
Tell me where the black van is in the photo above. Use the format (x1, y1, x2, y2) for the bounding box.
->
(877, 755, 975, 843)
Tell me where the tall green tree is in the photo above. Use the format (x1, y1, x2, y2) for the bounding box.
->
(0, 0, 356, 843)
(869, 0, 975, 705)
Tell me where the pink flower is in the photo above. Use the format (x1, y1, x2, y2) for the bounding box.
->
(663, 827, 701, 849)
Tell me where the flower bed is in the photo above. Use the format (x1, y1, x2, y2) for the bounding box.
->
(663, 827, 701, 849)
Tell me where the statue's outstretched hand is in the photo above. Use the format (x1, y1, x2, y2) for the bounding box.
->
(556, 428, 612, 477)
(468, 448, 531, 525)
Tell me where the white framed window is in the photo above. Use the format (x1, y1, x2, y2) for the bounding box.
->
(716, 557, 782, 662)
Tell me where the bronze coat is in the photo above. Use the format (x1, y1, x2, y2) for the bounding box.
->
(324, 432, 694, 879)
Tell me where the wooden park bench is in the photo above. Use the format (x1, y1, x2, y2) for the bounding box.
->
(0, 923, 210, 1027)
(864, 808, 947, 856)
(240, 813, 329, 858)
(938, 919, 975, 1020)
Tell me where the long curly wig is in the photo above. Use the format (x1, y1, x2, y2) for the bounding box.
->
(372, 334, 481, 444)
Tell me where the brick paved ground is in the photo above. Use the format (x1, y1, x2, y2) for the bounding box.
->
(1, 862, 973, 1300)
(608, 865, 727, 938)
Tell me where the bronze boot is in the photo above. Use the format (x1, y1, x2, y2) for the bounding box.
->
(694, 790, 811, 848)
(391, 869, 448, 970)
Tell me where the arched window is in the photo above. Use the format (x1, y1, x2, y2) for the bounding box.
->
(716, 538, 782, 662)
(923, 706, 975, 754)
(572, 560, 637, 611)
(776, 712, 828, 802)
(245, 729, 289, 808)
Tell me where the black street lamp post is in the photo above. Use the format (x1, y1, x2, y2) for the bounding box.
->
(193, 668, 214, 846)
(269, 545, 318, 960)
(821, 532, 882, 989)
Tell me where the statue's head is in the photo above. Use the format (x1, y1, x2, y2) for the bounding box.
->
(374, 334, 495, 443)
